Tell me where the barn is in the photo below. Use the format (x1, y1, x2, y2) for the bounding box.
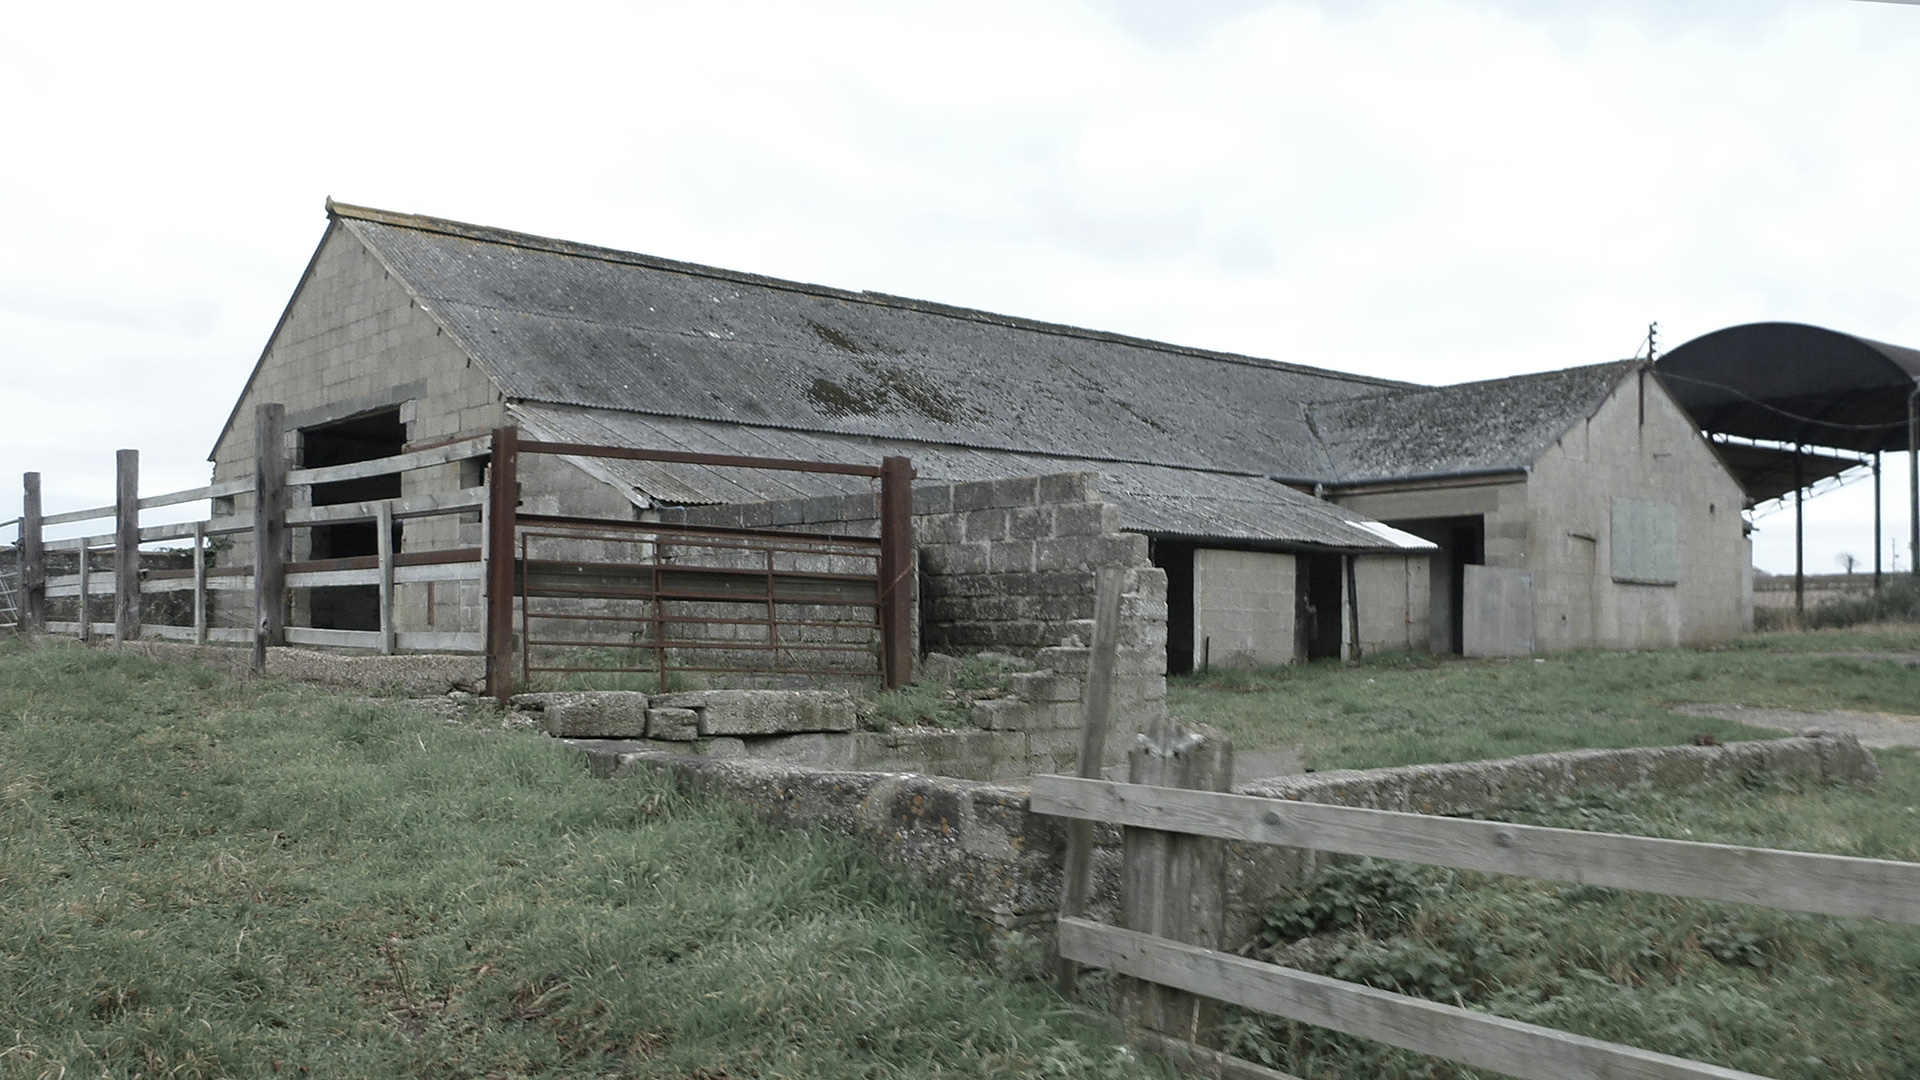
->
(206, 200, 1753, 670)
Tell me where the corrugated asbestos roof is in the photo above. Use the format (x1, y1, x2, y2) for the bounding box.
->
(333, 203, 1401, 481)
(308, 202, 1642, 545)
(514, 404, 1433, 551)
(1306, 362, 1638, 484)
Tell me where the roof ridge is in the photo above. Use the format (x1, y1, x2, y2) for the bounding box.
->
(1324, 358, 1642, 407)
(324, 198, 1412, 390)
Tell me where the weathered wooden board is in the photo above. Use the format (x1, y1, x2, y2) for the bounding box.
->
(285, 561, 482, 589)
(41, 503, 116, 528)
(285, 436, 488, 488)
(285, 488, 485, 527)
(283, 627, 482, 652)
(1032, 775, 1920, 925)
(143, 625, 252, 644)
(1059, 919, 1770, 1080)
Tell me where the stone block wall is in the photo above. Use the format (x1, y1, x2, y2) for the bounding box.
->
(658, 471, 1170, 774)
(583, 733, 1882, 954)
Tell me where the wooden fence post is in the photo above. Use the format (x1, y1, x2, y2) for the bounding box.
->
(21, 472, 45, 631)
(1120, 720, 1233, 1045)
(485, 426, 520, 703)
(253, 404, 288, 672)
(376, 500, 396, 656)
(192, 521, 207, 646)
(115, 449, 140, 641)
(1055, 565, 1126, 994)
(77, 538, 93, 642)
(878, 455, 914, 690)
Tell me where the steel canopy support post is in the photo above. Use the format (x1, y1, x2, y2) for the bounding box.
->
(1910, 390, 1918, 579)
(878, 455, 914, 690)
(1874, 452, 1883, 593)
(114, 449, 140, 641)
(21, 472, 45, 631)
(485, 426, 520, 704)
(252, 405, 289, 672)
(1794, 446, 1805, 620)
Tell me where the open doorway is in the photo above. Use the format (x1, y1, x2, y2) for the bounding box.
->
(1150, 539, 1198, 674)
(1298, 553, 1345, 661)
(1382, 516, 1483, 654)
(301, 408, 405, 630)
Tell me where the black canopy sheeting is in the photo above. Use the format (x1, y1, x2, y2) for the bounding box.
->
(1655, 322, 1920, 455)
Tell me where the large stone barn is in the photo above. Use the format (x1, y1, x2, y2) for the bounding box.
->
(206, 200, 1753, 669)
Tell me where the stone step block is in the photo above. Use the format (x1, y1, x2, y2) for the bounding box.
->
(645, 707, 701, 741)
(513, 691, 652, 738)
(650, 689, 857, 735)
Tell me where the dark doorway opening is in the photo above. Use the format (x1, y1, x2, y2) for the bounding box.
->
(1383, 516, 1484, 654)
(301, 408, 405, 630)
(1299, 553, 1345, 661)
(1151, 539, 1197, 674)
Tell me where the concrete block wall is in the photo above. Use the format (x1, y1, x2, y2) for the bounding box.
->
(207, 221, 504, 636)
(1193, 549, 1296, 668)
(661, 471, 1170, 774)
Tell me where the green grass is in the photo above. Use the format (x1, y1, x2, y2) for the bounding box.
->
(1171, 642, 1920, 771)
(1229, 755, 1920, 1079)
(0, 637, 1163, 1080)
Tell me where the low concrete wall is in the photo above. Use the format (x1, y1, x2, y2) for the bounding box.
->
(100, 639, 484, 696)
(576, 734, 1881, 952)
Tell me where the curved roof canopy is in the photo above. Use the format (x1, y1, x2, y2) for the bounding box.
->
(1655, 322, 1920, 455)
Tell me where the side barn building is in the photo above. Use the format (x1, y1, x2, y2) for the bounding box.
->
(208, 201, 1750, 672)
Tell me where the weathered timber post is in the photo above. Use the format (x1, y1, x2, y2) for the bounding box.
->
(252, 404, 289, 672)
(376, 500, 396, 656)
(485, 426, 520, 703)
(77, 538, 94, 641)
(21, 472, 45, 631)
(1055, 565, 1125, 994)
(878, 455, 915, 689)
(115, 449, 140, 641)
(1120, 719, 1232, 1045)
(192, 521, 207, 646)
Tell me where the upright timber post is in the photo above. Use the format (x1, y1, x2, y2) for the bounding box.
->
(1056, 565, 1125, 996)
(485, 426, 520, 704)
(114, 449, 140, 641)
(1120, 719, 1233, 1046)
(21, 472, 45, 631)
(376, 500, 396, 656)
(878, 455, 914, 690)
(252, 404, 289, 672)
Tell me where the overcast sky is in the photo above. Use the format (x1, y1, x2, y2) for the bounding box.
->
(3, 0, 1917, 574)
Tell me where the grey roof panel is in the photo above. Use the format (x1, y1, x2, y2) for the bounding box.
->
(336, 206, 1402, 480)
(513, 404, 1432, 552)
(1307, 362, 1637, 483)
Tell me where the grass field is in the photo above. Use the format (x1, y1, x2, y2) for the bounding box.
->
(1169, 625, 1920, 771)
(0, 637, 1163, 1080)
(1165, 626, 1920, 1079)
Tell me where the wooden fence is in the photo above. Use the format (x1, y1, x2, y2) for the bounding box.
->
(1034, 744, 1920, 1080)
(7, 404, 916, 698)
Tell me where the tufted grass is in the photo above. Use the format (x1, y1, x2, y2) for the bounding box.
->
(0, 636, 1164, 1080)
(1170, 627, 1920, 771)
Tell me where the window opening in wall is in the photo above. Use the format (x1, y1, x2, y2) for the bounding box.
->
(1150, 539, 1197, 674)
(300, 407, 406, 630)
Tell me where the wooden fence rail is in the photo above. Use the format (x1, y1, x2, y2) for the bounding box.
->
(1032, 769, 1920, 1080)
(13, 408, 916, 703)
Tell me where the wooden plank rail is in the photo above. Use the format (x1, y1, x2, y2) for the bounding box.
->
(285, 488, 485, 527)
(1058, 919, 1770, 1080)
(1031, 775, 1920, 925)
(284, 436, 489, 488)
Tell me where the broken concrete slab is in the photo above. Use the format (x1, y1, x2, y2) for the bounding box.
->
(650, 689, 856, 735)
(513, 691, 652, 738)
